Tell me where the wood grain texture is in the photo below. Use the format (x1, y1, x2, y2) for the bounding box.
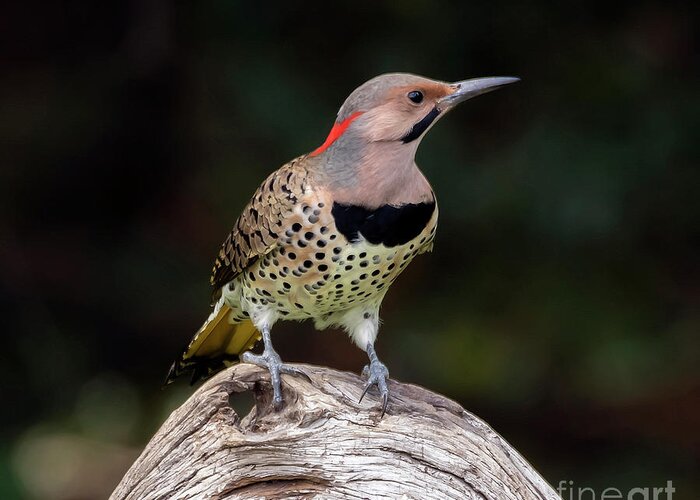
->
(111, 364, 561, 500)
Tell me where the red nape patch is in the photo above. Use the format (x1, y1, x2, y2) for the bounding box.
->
(309, 111, 364, 157)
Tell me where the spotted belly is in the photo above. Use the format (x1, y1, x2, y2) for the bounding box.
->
(222, 196, 438, 324)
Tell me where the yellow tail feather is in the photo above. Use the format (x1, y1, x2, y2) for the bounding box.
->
(165, 305, 261, 385)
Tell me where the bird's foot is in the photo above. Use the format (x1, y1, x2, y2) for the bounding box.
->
(360, 358, 390, 417)
(241, 349, 307, 410)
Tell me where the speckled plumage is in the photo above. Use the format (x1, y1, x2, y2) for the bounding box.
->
(210, 157, 312, 296)
(210, 150, 438, 332)
(166, 150, 437, 384)
(218, 163, 437, 333)
(166, 72, 518, 411)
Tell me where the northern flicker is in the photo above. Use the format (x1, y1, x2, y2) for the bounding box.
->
(166, 73, 518, 414)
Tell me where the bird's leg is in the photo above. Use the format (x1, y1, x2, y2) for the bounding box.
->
(240, 325, 307, 409)
(360, 342, 390, 417)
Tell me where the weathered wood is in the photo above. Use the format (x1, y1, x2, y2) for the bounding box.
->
(111, 364, 561, 500)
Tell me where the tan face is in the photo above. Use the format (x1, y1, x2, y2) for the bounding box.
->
(315, 73, 518, 206)
(358, 82, 454, 142)
(335, 73, 519, 145)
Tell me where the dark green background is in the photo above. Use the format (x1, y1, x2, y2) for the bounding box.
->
(2, 1, 698, 498)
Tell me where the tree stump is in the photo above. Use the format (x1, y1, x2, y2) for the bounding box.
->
(111, 364, 561, 499)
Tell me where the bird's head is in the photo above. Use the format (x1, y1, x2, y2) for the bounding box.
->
(310, 73, 519, 157)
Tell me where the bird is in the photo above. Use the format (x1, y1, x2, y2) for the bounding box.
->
(165, 73, 518, 415)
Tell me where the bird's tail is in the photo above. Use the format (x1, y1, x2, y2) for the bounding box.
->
(164, 304, 261, 385)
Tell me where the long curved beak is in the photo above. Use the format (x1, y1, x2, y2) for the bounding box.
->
(437, 76, 520, 111)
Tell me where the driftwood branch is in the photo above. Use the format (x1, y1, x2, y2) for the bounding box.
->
(111, 364, 561, 499)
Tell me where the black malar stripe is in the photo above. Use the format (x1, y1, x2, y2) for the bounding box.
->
(401, 107, 441, 143)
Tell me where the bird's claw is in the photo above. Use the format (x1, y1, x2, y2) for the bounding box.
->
(359, 359, 390, 417)
(279, 364, 312, 382)
(241, 349, 302, 410)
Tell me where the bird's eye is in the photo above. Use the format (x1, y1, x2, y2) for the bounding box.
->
(407, 90, 424, 104)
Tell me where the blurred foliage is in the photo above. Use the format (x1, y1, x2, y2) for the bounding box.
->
(1, 0, 698, 498)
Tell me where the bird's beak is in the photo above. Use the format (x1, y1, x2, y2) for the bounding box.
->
(437, 77, 520, 111)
